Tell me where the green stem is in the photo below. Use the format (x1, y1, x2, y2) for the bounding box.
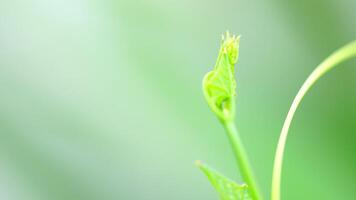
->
(223, 120, 263, 200)
(271, 41, 356, 200)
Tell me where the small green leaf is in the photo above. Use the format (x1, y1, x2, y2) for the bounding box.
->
(203, 32, 240, 121)
(196, 161, 250, 200)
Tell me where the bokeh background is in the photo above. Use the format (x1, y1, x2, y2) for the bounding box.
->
(1, 0, 356, 199)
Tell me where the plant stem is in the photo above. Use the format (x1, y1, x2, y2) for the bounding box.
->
(271, 41, 356, 200)
(223, 120, 263, 200)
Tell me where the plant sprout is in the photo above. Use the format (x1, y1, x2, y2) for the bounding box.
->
(199, 32, 262, 200)
(197, 31, 356, 200)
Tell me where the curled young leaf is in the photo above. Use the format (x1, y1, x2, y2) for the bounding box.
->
(203, 32, 240, 121)
(196, 161, 250, 200)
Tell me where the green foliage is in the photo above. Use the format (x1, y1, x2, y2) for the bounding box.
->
(203, 32, 240, 121)
(196, 161, 250, 200)
(200, 32, 261, 200)
(200, 30, 356, 200)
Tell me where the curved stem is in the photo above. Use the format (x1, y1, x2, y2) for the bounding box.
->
(271, 41, 356, 200)
(223, 120, 263, 200)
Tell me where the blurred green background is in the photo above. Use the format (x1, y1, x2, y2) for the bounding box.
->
(1, 0, 356, 199)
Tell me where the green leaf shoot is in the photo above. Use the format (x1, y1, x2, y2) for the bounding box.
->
(200, 31, 356, 200)
(200, 32, 262, 200)
(203, 32, 240, 121)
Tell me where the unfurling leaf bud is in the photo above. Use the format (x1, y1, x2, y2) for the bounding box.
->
(203, 31, 240, 121)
